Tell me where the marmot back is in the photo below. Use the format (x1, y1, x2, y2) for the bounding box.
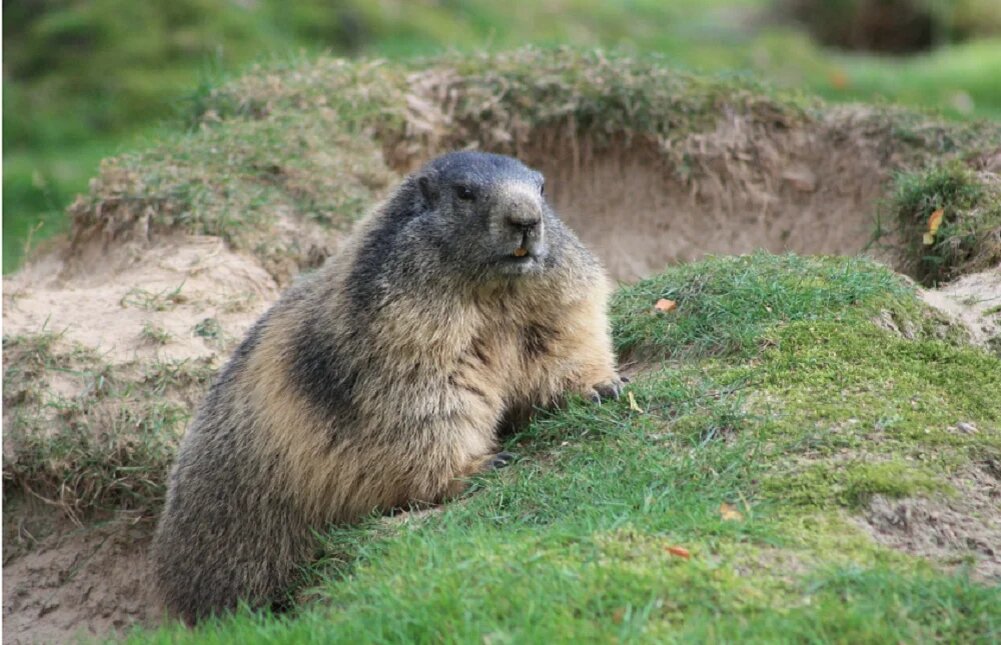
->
(152, 151, 622, 622)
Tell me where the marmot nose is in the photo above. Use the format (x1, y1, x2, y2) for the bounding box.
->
(505, 210, 541, 232)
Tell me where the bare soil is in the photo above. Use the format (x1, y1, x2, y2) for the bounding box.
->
(2, 508, 160, 644)
(857, 460, 1001, 580)
(3, 234, 280, 367)
(2, 232, 285, 643)
(917, 266, 1001, 352)
(514, 131, 891, 282)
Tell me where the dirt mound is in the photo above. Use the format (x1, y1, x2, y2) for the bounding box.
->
(53, 51, 998, 288)
(918, 267, 1001, 353)
(5, 234, 279, 366)
(2, 509, 160, 644)
(858, 461, 1001, 580)
(387, 63, 993, 283)
(2, 235, 280, 643)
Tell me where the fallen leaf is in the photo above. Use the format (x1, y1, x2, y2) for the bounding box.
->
(719, 502, 744, 522)
(654, 298, 676, 312)
(923, 208, 944, 246)
(627, 391, 644, 413)
(666, 546, 690, 559)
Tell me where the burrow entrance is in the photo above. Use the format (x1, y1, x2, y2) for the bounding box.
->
(386, 123, 897, 283)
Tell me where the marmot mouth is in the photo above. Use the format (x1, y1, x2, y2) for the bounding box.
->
(501, 253, 534, 263)
(506, 244, 544, 260)
(494, 238, 546, 268)
(490, 250, 542, 272)
(494, 250, 547, 276)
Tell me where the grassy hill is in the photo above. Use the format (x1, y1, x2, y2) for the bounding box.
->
(119, 251, 1001, 643)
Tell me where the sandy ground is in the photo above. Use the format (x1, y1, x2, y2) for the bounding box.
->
(2, 515, 161, 644)
(858, 460, 1001, 580)
(3, 234, 279, 367)
(3, 234, 276, 644)
(917, 267, 1001, 350)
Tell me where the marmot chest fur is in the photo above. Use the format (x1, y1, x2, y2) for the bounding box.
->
(152, 151, 622, 623)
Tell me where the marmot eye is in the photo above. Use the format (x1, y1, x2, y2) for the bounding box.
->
(456, 185, 475, 201)
(540, 182, 545, 197)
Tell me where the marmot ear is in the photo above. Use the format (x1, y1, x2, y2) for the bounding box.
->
(417, 173, 439, 208)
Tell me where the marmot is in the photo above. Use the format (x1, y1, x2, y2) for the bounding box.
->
(152, 151, 622, 623)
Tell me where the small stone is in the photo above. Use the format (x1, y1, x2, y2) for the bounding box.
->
(956, 422, 978, 434)
(782, 166, 817, 192)
(38, 601, 60, 617)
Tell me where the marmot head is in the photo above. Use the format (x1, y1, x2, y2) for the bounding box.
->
(413, 151, 556, 278)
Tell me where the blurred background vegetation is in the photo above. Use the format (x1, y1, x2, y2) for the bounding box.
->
(4, 0, 1001, 272)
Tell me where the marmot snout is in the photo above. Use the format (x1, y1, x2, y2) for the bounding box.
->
(496, 180, 545, 256)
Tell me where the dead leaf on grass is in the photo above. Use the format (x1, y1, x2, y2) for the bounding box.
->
(719, 502, 744, 522)
(627, 391, 644, 413)
(666, 545, 691, 559)
(923, 208, 944, 246)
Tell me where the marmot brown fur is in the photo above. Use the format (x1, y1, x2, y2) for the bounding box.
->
(152, 151, 622, 623)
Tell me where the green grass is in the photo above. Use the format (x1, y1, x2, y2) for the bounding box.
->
(140, 322, 172, 346)
(886, 161, 1001, 285)
(611, 254, 917, 360)
(2, 135, 132, 272)
(736, 33, 1001, 121)
(829, 38, 1001, 119)
(121, 253, 1001, 643)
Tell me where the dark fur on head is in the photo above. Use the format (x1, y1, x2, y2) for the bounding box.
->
(376, 152, 560, 280)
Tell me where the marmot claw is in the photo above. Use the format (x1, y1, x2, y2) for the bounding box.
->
(489, 451, 517, 469)
(590, 377, 625, 403)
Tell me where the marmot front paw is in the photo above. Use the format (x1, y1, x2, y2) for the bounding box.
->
(588, 376, 627, 403)
(488, 451, 517, 469)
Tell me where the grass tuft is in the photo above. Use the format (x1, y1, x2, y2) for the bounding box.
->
(888, 160, 1001, 285)
(140, 322, 172, 346)
(1, 333, 210, 516)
